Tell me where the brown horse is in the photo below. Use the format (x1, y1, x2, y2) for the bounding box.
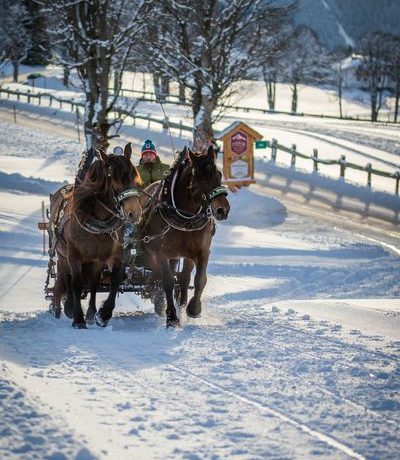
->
(50, 144, 142, 328)
(139, 146, 230, 327)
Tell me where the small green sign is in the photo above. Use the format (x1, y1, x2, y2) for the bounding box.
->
(255, 140, 269, 149)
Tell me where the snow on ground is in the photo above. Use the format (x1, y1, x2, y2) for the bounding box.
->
(1, 63, 395, 120)
(1, 67, 399, 195)
(0, 117, 400, 459)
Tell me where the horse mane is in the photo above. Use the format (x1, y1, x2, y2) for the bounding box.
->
(109, 154, 143, 188)
(192, 152, 219, 181)
(71, 160, 111, 216)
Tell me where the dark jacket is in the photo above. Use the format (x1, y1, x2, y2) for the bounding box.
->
(136, 156, 170, 188)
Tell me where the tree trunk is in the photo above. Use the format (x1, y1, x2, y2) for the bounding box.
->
(394, 88, 399, 123)
(291, 83, 298, 113)
(153, 72, 161, 99)
(63, 67, 70, 87)
(338, 75, 343, 119)
(12, 61, 19, 82)
(193, 85, 216, 150)
(371, 87, 378, 122)
(262, 65, 276, 111)
(179, 82, 186, 103)
(160, 75, 169, 100)
(267, 80, 276, 111)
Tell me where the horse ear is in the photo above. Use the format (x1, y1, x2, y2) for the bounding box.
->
(133, 165, 143, 187)
(207, 145, 216, 160)
(188, 148, 196, 163)
(124, 142, 132, 161)
(96, 148, 109, 163)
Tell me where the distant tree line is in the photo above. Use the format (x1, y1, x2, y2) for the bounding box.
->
(0, 0, 399, 150)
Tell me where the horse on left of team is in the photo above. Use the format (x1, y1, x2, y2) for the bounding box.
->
(50, 144, 143, 329)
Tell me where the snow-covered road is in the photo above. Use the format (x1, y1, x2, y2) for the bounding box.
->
(0, 114, 399, 459)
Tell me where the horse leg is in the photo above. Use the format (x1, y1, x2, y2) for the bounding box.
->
(51, 269, 64, 319)
(186, 253, 209, 318)
(179, 258, 194, 307)
(63, 272, 74, 319)
(85, 264, 102, 324)
(68, 248, 86, 329)
(95, 259, 123, 327)
(159, 257, 179, 328)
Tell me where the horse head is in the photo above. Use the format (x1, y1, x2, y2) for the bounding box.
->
(97, 143, 143, 223)
(188, 146, 230, 221)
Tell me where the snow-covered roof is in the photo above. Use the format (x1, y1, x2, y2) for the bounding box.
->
(215, 121, 263, 140)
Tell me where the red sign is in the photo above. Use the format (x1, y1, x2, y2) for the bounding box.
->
(231, 131, 247, 155)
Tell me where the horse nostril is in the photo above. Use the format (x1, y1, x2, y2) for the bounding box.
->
(216, 207, 226, 219)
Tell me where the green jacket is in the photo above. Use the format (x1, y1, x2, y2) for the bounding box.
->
(136, 157, 170, 188)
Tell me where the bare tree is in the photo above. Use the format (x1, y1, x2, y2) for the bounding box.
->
(43, 0, 149, 150)
(385, 34, 400, 123)
(356, 32, 389, 122)
(281, 26, 331, 114)
(145, 0, 292, 147)
(331, 48, 352, 119)
(0, 0, 31, 81)
(259, 24, 292, 111)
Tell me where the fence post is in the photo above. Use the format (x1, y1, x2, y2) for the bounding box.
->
(313, 148, 318, 172)
(366, 163, 372, 188)
(179, 120, 183, 137)
(13, 104, 16, 123)
(147, 114, 151, 129)
(49, 95, 53, 107)
(395, 171, 400, 195)
(339, 155, 346, 179)
(291, 144, 297, 167)
(27, 90, 31, 103)
(271, 139, 277, 162)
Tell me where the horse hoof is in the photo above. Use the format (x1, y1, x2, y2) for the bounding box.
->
(186, 300, 202, 318)
(154, 305, 166, 317)
(166, 318, 180, 328)
(49, 304, 61, 319)
(72, 321, 87, 329)
(94, 311, 109, 328)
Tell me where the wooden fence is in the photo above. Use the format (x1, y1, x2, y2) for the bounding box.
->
(1, 87, 399, 195)
(270, 139, 400, 195)
(0, 87, 193, 137)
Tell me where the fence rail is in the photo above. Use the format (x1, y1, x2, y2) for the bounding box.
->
(1, 87, 399, 195)
(0, 87, 193, 137)
(270, 139, 400, 195)
(116, 87, 398, 124)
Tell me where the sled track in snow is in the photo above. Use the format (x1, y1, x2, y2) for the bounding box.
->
(167, 364, 366, 460)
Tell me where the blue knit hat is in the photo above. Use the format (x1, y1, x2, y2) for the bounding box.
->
(141, 139, 157, 156)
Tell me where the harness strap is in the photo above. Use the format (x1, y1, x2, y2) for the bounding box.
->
(117, 188, 141, 203)
(208, 186, 228, 200)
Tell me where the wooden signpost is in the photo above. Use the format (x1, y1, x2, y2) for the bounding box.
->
(216, 121, 263, 191)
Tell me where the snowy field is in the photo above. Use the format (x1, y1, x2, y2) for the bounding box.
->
(1, 114, 400, 459)
(1, 67, 400, 459)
